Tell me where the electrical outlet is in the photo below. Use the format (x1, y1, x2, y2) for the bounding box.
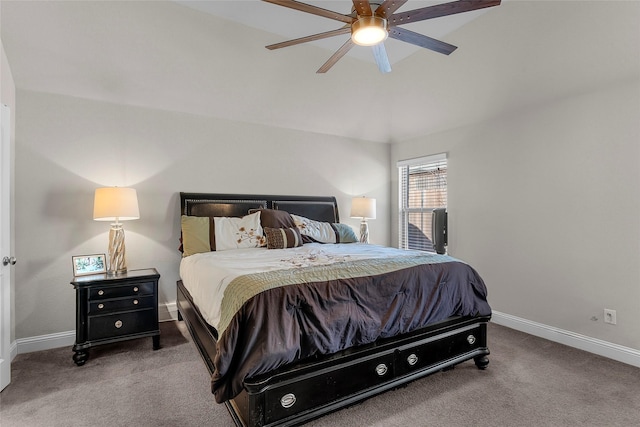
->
(604, 309, 617, 325)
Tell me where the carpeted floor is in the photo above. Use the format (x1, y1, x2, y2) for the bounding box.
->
(1, 321, 639, 426)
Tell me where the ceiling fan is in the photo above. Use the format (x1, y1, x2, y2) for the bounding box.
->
(262, 0, 501, 73)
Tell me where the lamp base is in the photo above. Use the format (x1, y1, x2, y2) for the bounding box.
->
(107, 224, 127, 275)
(107, 267, 127, 276)
(359, 220, 369, 244)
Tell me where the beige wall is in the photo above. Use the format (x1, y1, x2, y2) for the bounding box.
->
(391, 77, 640, 350)
(13, 90, 390, 338)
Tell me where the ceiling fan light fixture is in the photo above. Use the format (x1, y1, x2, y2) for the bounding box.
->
(351, 16, 388, 46)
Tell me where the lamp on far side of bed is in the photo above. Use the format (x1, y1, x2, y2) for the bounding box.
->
(350, 196, 376, 244)
(93, 187, 140, 275)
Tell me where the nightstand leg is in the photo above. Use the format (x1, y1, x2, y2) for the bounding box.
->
(73, 349, 89, 366)
(152, 335, 160, 350)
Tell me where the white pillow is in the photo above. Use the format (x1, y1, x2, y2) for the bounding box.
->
(214, 211, 265, 251)
(291, 214, 337, 244)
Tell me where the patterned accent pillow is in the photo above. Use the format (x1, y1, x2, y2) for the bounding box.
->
(264, 227, 303, 249)
(213, 212, 266, 251)
(290, 214, 338, 243)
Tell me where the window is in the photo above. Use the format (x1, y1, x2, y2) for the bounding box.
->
(398, 153, 447, 251)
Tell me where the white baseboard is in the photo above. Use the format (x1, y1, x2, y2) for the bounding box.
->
(15, 330, 76, 356)
(9, 340, 17, 362)
(491, 310, 640, 368)
(12, 302, 180, 357)
(160, 301, 179, 322)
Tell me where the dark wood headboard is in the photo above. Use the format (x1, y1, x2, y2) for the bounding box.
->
(180, 193, 339, 223)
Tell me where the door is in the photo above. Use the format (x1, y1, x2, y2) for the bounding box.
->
(1, 103, 13, 391)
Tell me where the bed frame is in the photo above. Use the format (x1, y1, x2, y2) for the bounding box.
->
(176, 192, 490, 427)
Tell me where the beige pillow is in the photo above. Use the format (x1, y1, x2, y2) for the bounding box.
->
(181, 216, 211, 257)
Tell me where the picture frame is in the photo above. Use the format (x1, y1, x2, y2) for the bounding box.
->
(72, 253, 107, 276)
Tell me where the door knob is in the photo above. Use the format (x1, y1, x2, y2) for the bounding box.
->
(2, 256, 16, 266)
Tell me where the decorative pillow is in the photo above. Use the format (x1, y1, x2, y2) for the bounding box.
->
(264, 227, 303, 249)
(291, 214, 338, 243)
(249, 208, 296, 229)
(214, 211, 265, 251)
(334, 223, 358, 243)
(181, 216, 213, 257)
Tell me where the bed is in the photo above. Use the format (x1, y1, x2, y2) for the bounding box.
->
(176, 192, 491, 427)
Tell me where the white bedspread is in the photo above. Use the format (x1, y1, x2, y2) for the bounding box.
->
(179, 243, 424, 331)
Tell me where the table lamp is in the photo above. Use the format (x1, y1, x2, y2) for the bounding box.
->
(350, 196, 376, 243)
(93, 187, 139, 275)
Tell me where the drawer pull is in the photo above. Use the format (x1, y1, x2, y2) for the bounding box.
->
(407, 353, 418, 366)
(115, 320, 123, 328)
(98, 290, 104, 296)
(98, 303, 104, 309)
(280, 393, 296, 408)
(375, 363, 388, 376)
(133, 287, 139, 292)
(133, 299, 139, 305)
(467, 334, 476, 345)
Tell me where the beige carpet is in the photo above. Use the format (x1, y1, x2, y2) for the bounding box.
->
(1, 321, 639, 426)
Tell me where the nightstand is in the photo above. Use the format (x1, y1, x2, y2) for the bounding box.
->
(70, 268, 160, 366)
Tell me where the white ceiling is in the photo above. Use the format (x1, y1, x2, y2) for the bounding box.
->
(177, 1, 491, 65)
(1, 1, 639, 143)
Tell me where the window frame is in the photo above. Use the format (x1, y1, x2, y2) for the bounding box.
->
(398, 153, 448, 251)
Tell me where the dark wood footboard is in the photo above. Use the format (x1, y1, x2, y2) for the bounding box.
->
(177, 279, 490, 427)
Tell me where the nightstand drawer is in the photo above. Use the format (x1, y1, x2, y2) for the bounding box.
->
(89, 281, 154, 300)
(88, 309, 156, 341)
(88, 295, 155, 315)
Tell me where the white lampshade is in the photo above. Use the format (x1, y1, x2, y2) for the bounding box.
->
(351, 197, 376, 220)
(93, 187, 140, 221)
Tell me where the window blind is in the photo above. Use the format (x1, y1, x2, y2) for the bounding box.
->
(398, 154, 447, 251)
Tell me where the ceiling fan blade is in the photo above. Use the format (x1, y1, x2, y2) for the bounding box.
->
(352, 1, 372, 17)
(317, 39, 355, 73)
(372, 43, 392, 73)
(262, 0, 353, 24)
(389, 0, 501, 26)
(266, 26, 351, 50)
(375, 0, 408, 19)
(389, 27, 457, 55)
